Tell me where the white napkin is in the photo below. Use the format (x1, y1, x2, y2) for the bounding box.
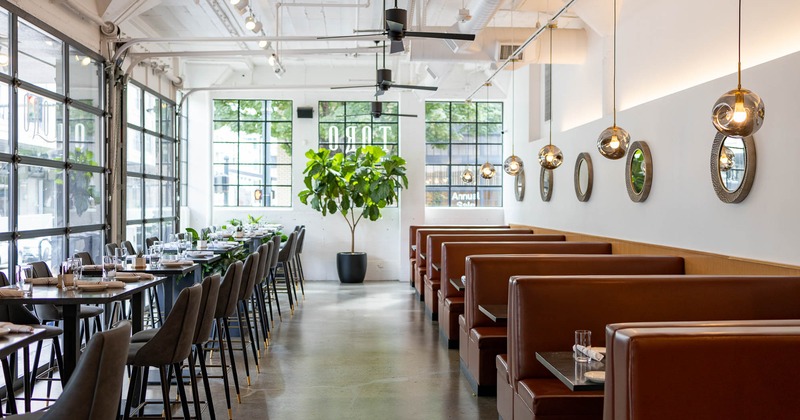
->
(0, 322, 34, 333)
(187, 251, 213, 257)
(25, 277, 59, 285)
(116, 272, 155, 281)
(0, 289, 24, 297)
(573, 344, 604, 361)
(83, 264, 124, 271)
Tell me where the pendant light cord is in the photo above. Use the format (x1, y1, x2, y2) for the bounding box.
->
(737, 0, 742, 90)
(511, 13, 515, 155)
(549, 23, 553, 147)
(612, 0, 617, 128)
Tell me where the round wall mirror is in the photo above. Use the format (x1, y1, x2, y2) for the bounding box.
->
(710, 132, 756, 203)
(625, 141, 653, 202)
(540, 166, 553, 202)
(573, 153, 593, 202)
(514, 168, 525, 201)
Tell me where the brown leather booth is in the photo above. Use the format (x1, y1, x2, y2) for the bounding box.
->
(422, 234, 565, 319)
(604, 320, 800, 420)
(414, 228, 532, 299)
(505, 275, 800, 420)
(463, 255, 684, 396)
(439, 242, 612, 349)
(408, 225, 508, 286)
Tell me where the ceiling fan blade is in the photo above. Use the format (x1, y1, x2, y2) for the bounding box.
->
(390, 40, 404, 53)
(374, 89, 386, 96)
(404, 31, 476, 41)
(331, 85, 378, 90)
(388, 83, 438, 91)
(382, 113, 418, 118)
(317, 33, 383, 40)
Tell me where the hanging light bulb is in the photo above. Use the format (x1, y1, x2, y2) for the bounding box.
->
(712, 0, 764, 137)
(539, 24, 563, 170)
(719, 146, 735, 171)
(245, 16, 257, 31)
(250, 20, 263, 33)
(503, 15, 525, 176)
(461, 168, 475, 183)
(258, 39, 269, 49)
(480, 162, 496, 179)
(597, 0, 630, 160)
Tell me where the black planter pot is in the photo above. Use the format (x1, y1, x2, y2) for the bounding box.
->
(336, 252, 367, 283)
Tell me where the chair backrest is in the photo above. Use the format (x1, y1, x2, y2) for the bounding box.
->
(255, 242, 272, 285)
(0, 273, 40, 324)
(269, 236, 280, 270)
(277, 232, 296, 263)
(145, 237, 160, 248)
(135, 285, 202, 365)
(215, 261, 243, 319)
(295, 228, 306, 254)
(105, 243, 119, 257)
(30, 261, 52, 277)
(42, 321, 131, 420)
(238, 252, 260, 301)
(74, 252, 94, 265)
(293, 225, 302, 232)
(121, 241, 137, 255)
(193, 274, 221, 345)
(0, 271, 9, 287)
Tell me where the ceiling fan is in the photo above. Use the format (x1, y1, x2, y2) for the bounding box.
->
(331, 41, 437, 96)
(319, 0, 476, 53)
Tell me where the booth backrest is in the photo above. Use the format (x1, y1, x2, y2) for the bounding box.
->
(409, 225, 508, 258)
(604, 319, 800, 420)
(416, 228, 531, 263)
(465, 255, 685, 330)
(508, 275, 800, 392)
(606, 322, 800, 420)
(425, 234, 565, 280)
(441, 242, 612, 301)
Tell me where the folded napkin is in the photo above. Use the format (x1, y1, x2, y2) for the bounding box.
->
(25, 277, 59, 285)
(0, 322, 34, 333)
(187, 251, 213, 257)
(0, 289, 24, 297)
(75, 280, 125, 289)
(116, 272, 155, 281)
(162, 260, 194, 266)
(573, 344, 604, 362)
(83, 264, 124, 271)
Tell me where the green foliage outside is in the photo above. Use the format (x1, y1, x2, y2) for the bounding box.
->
(56, 147, 100, 216)
(213, 99, 293, 156)
(630, 150, 646, 193)
(425, 101, 503, 150)
(299, 146, 408, 253)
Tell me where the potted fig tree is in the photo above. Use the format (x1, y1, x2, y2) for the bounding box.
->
(299, 145, 408, 283)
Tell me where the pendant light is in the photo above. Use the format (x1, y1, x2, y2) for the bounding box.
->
(503, 13, 524, 176)
(461, 168, 475, 183)
(538, 24, 563, 170)
(596, 0, 630, 160)
(719, 146, 735, 171)
(479, 83, 497, 179)
(711, 0, 764, 137)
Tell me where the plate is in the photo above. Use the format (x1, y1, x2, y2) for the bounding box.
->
(584, 371, 605, 383)
(0, 327, 11, 336)
(78, 284, 108, 292)
(592, 347, 606, 354)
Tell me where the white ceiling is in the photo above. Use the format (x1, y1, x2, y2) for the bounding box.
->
(107, 0, 592, 93)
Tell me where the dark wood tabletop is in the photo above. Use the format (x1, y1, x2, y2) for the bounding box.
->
(0, 327, 48, 359)
(478, 304, 508, 322)
(536, 351, 605, 391)
(450, 277, 465, 292)
(432, 263, 440, 272)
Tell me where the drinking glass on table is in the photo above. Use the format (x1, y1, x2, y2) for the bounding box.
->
(574, 330, 591, 362)
(103, 256, 117, 281)
(150, 243, 162, 268)
(15, 265, 33, 296)
(72, 258, 83, 281)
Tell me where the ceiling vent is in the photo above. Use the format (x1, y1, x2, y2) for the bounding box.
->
(499, 44, 522, 61)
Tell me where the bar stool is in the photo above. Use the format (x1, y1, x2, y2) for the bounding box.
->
(294, 227, 306, 297)
(233, 252, 260, 384)
(276, 232, 298, 312)
(253, 241, 273, 344)
(124, 285, 202, 420)
(211, 261, 243, 413)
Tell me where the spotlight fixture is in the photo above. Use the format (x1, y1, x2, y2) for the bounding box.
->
(258, 39, 270, 49)
(245, 16, 257, 31)
(538, 24, 563, 170)
(596, 0, 630, 160)
(250, 20, 262, 33)
(461, 168, 474, 183)
(458, 8, 471, 23)
(480, 162, 496, 179)
(268, 53, 278, 66)
(233, 0, 248, 14)
(711, 0, 764, 137)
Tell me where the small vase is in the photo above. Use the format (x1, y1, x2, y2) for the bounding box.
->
(133, 257, 147, 269)
(197, 240, 208, 249)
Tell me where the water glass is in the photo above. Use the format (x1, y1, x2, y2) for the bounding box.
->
(72, 258, 83, 281)
(103, 256, 117, 281)
(16, 265, 33, 296)
(574, 330, 591, 362)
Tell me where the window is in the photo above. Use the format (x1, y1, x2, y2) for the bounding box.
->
(212, 99, 293, 207)
(178, 99, 188, 207)
(318, 101, 399, 156)
(425, 101, 503, 207)
(126, 83, 178, 250)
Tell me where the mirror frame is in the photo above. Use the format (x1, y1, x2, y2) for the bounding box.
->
(514, 167, 525, 201)
(573, 152, 593, 202)
(710, 132, 756, 203)
(625, 140, 653, 202)
(540, 166, 553, 202)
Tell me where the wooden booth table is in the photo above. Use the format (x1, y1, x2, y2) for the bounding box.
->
(536, 351, 605, 391)
(0, 277, 165, 382)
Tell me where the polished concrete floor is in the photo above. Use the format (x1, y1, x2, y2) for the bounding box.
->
(217, 280, 497, 419)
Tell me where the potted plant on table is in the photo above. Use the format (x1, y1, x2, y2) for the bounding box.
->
(299, 145, 408, 283)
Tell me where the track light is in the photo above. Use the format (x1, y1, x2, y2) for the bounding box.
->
(245, 16, 257, 30)
(231, 0, 248, 7)
(268, 53, 278, 66)
(258, 39, 270, 49)
(250, 20, 262, 33)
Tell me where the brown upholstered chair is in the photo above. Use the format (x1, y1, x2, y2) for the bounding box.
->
(234, 252, 261, 384)
(276, 232, 298, 311)
(254, 241, 274, 342)
(124, 285, 202, 420)
(8, 321, 132, 419)
(213, 261, 244, 412)
(145, 237, 160, 249)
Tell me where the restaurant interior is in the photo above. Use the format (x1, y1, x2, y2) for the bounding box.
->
(0, 0, 796, 418)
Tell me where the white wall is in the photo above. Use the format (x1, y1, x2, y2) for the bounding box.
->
(504, 0, 800, 267)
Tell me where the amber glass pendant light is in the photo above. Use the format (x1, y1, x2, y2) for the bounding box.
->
(503, 14, 524, 176)
(538, 24, 563, 170)
(711, 0, 764, 137)
(479, 83, 497, 179)
(461, 168, 475, 183)
(596, 0, 630, 160)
